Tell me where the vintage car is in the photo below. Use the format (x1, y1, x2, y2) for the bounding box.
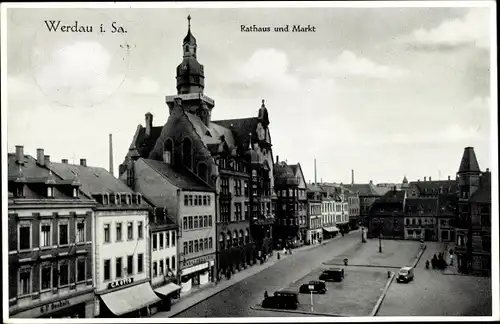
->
(396, 266, 415, 283)
(299, 280, 327, 294)
(262, 290, 299, 310)
(319, 268, 345, 282)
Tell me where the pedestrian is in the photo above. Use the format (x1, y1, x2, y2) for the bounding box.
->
(450, 254, 454, 266)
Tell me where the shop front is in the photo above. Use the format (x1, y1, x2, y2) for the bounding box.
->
(10, 290, 94, 319)
(322, 226, 339, 239)
(307, 228, 323, 245)
(180, 254, 215, 293)
(96, 278, 161, 318)
(153, 281, 182, 312)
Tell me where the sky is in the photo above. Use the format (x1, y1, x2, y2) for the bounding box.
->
(4, 3, 496, 184)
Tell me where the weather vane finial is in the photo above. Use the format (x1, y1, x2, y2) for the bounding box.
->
(188, 14, 191, 29)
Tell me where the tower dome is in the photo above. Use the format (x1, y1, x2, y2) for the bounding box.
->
(176, 15, 205, 94)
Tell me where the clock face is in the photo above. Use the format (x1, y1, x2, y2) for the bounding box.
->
(256, 123, 265, 141)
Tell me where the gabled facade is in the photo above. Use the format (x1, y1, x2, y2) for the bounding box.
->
(403, 197, 439, 241)
(344, 181, 384, 227)
(8, 147, 96, 319)
(368, 188, 406, 239)
(306, 184, 324, 245)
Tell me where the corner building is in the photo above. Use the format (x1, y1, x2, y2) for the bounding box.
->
(119, 16, 276, 282)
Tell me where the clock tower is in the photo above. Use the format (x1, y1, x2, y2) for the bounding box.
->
(167, 15, 215, 126)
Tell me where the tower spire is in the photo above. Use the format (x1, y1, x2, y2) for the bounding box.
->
(188, 14, 191, 30)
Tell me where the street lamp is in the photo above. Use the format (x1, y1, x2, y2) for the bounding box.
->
(378, 222, 383, 253)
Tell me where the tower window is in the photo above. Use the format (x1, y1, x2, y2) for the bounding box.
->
(182, 137, 193, 169)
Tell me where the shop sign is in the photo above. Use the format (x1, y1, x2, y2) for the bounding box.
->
(40, 300, 70, 314)
(182, 254, 214, 269)
(107, 277, 134, 289)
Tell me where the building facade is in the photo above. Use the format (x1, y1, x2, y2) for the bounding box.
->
(455, 147, 491, 276)
(306, 184, 324, 245)
(344, 181, 383, 227)
(403, 197, 439, 241)
(345, 190, 360, 230)
(50, 160, 157, 318)
(8, 147, 96, 319)
(368, 188, 406, 239)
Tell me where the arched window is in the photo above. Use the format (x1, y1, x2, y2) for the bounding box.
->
(233, 231, 238, 246)
(163, 138, 173, 164)
(197, 162, 208, 182)
(239, 230, 244, 245)
(226, 231, 232, 248)
(245, 229, 250, 244)
(219, 233, 225, 250)
(182, 137, 192, 169)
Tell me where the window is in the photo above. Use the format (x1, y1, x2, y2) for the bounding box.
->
(194, 240, 199, 253)
(221, 177, 230, 195)
(40, 224, 51, 247)
(104, 224, 110, 243)
(159, 260, 164, 275)
(233, 231, 238, 246)
(76, 220, 85, 243)
(208, 215, 212, 226)
(189, 241, 193, 254)
(19, 268, 31, 296)
(153, 261, 158, 277)
(166, 257, 171, 271)
(405, 218, 409, 225)
(104, 259, 111, 280)
(183, 242, 188, 255)
(40, 263, 52, 291)
(234, 203, 242, 221)
(159, 232, 164, 249)
(188, 217, 193, 229)
(183, 217, 188, 230)
(244, 203, 249, 220)
(172, 231, 176, 246)
(221, 202, 230, 223)
(189, 195, 193, 205)
(239, 231, 244, 245)
(127, 255, 133, 275)
(245, 229, 250, 244)
(127, 222, 133, 240)
(153, 234, 158, 250)
(165, 231, 170, 247)
(194, 196, 198, 206)
(59, 261, 69, 287)
(77, 258, 86, 283)
(172, 256, 176, 270)
(137, 253, 144, 273)
(116, 223, 122, 241)
(194, 216, 199, 228)
(47, 186, 54, 198)
(184, 195, 188, 206)
(234, 180, 242, 196)
(59, 223, 69, 245)
(138, 221, 143, 239)
(227, 232, 232, 248)
(203, 196, 207, 205)
(204, 238, 208, 250)
(116, 257, 122, 278)
(209, 238, 213, 249)
(219, 233, 225, 250)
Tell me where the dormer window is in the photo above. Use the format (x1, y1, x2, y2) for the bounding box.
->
(73, 187, 79, 198)
(137, 194, 142, 205)
(16, 185, 24, 198)
(126, 194, 131, 205)
(116, 194, 121, 205)
(103, 194, 109, 205)
(47, 186, 54, 198)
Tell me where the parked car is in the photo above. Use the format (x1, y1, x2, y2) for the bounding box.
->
(396, 266, 414, 283)
(319, 268, 345, 282)
(262, 290, 299, 310)
(299, 280, 327, 294)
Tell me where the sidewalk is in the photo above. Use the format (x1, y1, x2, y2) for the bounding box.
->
(152, 230, 358, 318)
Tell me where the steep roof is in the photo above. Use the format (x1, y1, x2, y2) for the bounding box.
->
(408, 180, 458, 195)
(405, 197, 439, 213)
(306, 183, 324, 193)
(458, 146, 481, 173)
(142, 158, 214, 192)
(469, 172, 491, 203)
(51, 162, 133, 195)
(212, 117, 259, 147)
(343, 183, 383, 196)
(136, 126, 163, 159)
(376, 189, 406, 204)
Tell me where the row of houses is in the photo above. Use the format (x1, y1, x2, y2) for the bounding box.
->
(367, 147, 492, 276)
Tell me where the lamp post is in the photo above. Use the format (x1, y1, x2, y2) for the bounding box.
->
(378, 222, 383, 253)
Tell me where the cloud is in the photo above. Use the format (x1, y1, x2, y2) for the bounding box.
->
(31, 41, 127, 108)
(300, 50, 407, 79)
(404, 8, 490, 50)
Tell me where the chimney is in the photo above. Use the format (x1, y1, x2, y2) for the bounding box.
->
(109, 134, 114, 176)
(424, 177, 426, 181)
(486, 168, 490, 173)
(429, 176, 432, 181)
(276, 155, 279, 163)
(80, 159, 87, 167)
(417, 179, 420, 182)
(15, 146, 24, 164)
(37, 148, 45, 166)
(351, 169, 354, 185)
(314, 158, 317, 184)
(44, 155, 50, 166)
(62, 159, 68, 164)
(145, 113, 153, 137)
(369, 180, 373, 184)
(448, 175, 450, 180)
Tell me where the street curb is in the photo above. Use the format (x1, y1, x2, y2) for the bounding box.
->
(322, 263, 401, 269)
(250, 305, 344, 317)
(370, 271, 395, 316)
(411, 245, 427, 268)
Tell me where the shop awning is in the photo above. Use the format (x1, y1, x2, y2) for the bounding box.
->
(100, 283, 161, 316)
(154, 282, 181, 297)
(323, 226, 340, 233)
